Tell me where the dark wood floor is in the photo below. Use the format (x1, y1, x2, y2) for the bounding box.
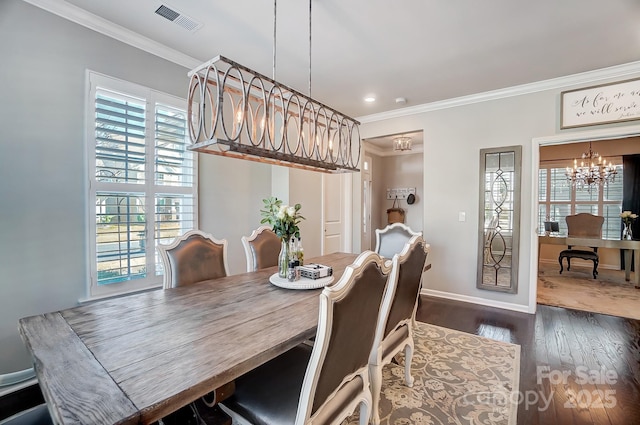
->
(417, 296, 640, 425)
(4, 297, 640, 425)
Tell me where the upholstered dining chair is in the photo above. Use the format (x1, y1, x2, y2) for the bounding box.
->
(241, 226, 281, 272)
(374, 223, 422, 259)
(369, 235, 430, 425)
(558, 213, 604, 279)
(0, 404, 52, 425)
(158, 229, 230, 289)
(220, 250, 395, 425)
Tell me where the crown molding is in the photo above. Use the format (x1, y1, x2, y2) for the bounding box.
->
(363, 141, 423, 157)
(358, 61, 640, 123)
(22, 0, 201, 70)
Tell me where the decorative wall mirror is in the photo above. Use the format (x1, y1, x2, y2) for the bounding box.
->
(477, 146, 522, 293)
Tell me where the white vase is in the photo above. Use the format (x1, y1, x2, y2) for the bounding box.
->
(623, 222, 633, 240)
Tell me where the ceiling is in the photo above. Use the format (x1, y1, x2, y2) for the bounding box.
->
(34, 0, 640, 119)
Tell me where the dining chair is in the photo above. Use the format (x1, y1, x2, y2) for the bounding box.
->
(369, 235, 430, 425)
(374, 223, 421, 259)
(220, 250, 395, 425)
(0, 404, 52, 425)
(558, 213, 604, 279)
(241, 226, 281, 272)
(158, 229, 230, 289)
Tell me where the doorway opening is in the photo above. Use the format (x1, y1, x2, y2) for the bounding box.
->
(531, 126, 640, 319)
(362, 130, 424, 251)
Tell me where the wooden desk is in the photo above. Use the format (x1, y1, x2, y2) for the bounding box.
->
(538, 236, 640, 287)
(19, 252, 357, 425)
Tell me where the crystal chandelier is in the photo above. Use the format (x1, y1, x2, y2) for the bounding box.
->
(186, 1, 360, 173)
(393, 136, 412, 151)
(565, 141, 617, 192)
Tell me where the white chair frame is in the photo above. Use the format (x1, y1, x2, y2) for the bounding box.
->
(369, 235, 430, 425)
(158, 229, 230, 289)
(296, 250, 395, 425)
(374, 223, 422, 259)
(241, 225, 278, 272)
(221, 251, 396, 425)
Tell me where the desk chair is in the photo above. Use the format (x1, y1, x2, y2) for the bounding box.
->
(221, 251, 394, 425)
(158, 230, 229, 289)
(241, 226, 281, 272)
(559, 213, 604, 279)
(369, 235, 429, 425)
(375, 223, 421, 259)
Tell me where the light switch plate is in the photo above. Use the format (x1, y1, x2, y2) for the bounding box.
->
(458, 212, 466, 222)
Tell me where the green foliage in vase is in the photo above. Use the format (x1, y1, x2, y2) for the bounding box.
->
(260, 197, 305, 241)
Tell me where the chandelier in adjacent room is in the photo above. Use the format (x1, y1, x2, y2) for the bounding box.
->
(393, 136, 412, 151)
(565, 141, 617, 192)
(186, 0, 360, 172)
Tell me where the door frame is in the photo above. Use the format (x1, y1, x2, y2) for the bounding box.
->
(528, 123, 640, 314)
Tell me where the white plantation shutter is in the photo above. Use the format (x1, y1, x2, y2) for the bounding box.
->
(539, 162, 622, 240)
(88, 73, 197, 299)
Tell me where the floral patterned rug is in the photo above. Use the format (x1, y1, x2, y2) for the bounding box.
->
(342, 322, 520, 425)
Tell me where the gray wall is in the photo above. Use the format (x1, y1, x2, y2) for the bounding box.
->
(0, 0, 274, 374)
(376, 153, 424, 232)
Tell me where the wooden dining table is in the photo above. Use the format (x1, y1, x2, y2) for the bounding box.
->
(19, 252, 357, 425)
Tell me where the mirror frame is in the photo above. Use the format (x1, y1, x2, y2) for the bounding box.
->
(476, 145, 522, 293)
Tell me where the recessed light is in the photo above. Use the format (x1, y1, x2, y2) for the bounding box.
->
(364, 96, 376, 103)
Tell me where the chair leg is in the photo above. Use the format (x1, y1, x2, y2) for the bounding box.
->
(404, 343, 415, 388)
(368, 364, 382, 425)
(567, 257, 572, 271)
(593, 259, 598, 279)
(359, 395, 372, 425)
(559, 256, 564, 274)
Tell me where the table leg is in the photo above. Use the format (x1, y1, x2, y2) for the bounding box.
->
(624, 249, 632, 282)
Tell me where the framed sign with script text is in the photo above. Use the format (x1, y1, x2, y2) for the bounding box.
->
(561, 77, 640, 129)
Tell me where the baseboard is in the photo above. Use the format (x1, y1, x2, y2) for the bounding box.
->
(421, 288, 532, 314)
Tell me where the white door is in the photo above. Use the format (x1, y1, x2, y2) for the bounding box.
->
(361, 156, 372, 251)
(323, 173, 342, 254)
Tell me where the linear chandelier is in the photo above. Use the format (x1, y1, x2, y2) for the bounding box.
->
(565, 141, 617, 192)
(186, 2, 360, 173)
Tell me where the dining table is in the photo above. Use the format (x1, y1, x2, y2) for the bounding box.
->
(18, 252, 358, 425)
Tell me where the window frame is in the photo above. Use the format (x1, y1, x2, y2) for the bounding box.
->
(86, 71, 198, 300)
(538, 159, 622, 239)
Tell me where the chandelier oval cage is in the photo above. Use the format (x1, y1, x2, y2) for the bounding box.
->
(186, 0, 360, 173)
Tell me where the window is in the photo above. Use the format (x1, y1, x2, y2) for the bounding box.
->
(87, 72, 197, 299)
(538, 160, 622, 239)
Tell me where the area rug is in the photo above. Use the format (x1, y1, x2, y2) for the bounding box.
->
(342, 322, 520, 425)
(538, 262, 640, 320)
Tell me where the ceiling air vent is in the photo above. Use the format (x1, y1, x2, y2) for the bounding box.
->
(154, 4, 202, 32)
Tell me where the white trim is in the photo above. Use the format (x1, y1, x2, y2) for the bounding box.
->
(22, 0, 201, 69)
(358, 61, 640, 123)
(530, 124, 640, 315)
(421, 288, 532, 314)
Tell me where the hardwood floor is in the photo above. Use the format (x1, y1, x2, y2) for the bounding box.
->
(4, 296, 639, 425)
(417, 296, 640, 425)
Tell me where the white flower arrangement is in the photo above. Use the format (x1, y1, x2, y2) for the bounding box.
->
(620, 210, 638, 225)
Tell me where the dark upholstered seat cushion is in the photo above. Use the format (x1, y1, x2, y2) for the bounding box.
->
(559, 249, 598, 260)
(0, 404, 52, 425)
(222, 344, 313, 425)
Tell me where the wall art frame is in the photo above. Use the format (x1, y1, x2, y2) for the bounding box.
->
(561, 77, 640, 129)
